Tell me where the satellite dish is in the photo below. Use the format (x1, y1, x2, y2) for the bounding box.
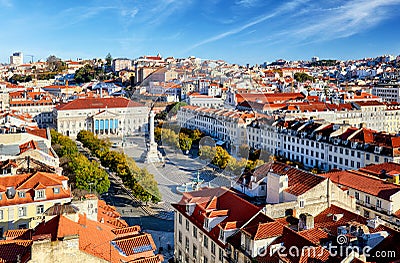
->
(6, 187, 16, 199)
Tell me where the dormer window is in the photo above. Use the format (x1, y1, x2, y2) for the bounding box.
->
(204, 218, 209, 230)
(374, 146, 382, 154)
(53, 187, 60, 194)
(18, 191, 26, 198)
(219, 229, 225, 243)
(35, 190, 45, 200)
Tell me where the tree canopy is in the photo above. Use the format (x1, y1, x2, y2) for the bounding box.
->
(294, 72, 314, 83)
(77, 130, 161, 202)
(50, 130, 110, 194)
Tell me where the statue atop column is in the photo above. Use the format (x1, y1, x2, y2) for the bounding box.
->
(142, 110, 164, 163)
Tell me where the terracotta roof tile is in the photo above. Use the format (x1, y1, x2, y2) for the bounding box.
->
(253, 162, 326, 196)
(320, 170, 400, 201)
(173, 187, 266, 248)
(242, 221, 284, 240)
(56, 97, 145, 111)
(0, 240, 32, 263)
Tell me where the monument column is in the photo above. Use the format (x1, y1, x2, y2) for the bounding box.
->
(142, 110, 164, 163)
(149, 111, 155, 144)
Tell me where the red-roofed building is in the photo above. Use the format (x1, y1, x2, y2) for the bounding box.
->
(233, 162, 356, 219)
(54, 97, 149, 138)
(0, 171, 72, 234)
(172, 187, 267, 263)
(320, 169, 400, 230)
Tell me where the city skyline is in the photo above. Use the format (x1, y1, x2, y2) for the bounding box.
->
(1, 0, 400, 65)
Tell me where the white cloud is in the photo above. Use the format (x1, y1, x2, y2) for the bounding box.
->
(184, 0, 310, 52)
(235, 0, 259, 8)
(290, 0, 400, 42)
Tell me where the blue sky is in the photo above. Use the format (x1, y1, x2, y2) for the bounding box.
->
(1, 0, 400, 65)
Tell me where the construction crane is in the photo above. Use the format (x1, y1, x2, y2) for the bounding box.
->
(25, 54, 34, 63)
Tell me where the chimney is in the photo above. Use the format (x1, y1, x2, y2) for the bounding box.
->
(298, 213, 314, 231)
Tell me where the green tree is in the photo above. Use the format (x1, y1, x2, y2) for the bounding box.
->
(105, 53, 112, 67)
(179, 133, 192, 153)
(294, 72, 314, 83)
(47, 55, 66, 72)
(74, 64, 94, 83)
(213, 146, 230, 169)
(199, 146, 216, 161)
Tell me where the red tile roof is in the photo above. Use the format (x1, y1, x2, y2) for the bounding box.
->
(320, 170, 400, 201)
(112, 233, 156, 257)
(33, 214, 79, 241)
(359, 162, 400, 177)
(0, 240, 32, 263)
(298, 228, 331, 245)
(242, 221, 284, 240)
(127, 255, 164, 263)
(173, 187, 271, 248)
(3, 229, 31, 240)
(0, 172, 71, 206)
(56, 97, 145, 111)
(254, 162, 326, 196)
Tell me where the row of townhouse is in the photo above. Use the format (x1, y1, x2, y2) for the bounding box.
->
(173, 183, 400, 263)
(247, 118, 400, 171)
(177, 106, 258, 153)
(178, 105, 400, 171)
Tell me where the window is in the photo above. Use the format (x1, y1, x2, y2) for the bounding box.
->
(299, 200, 305, 208)
(178, 231, 182, 243)
(193, 244, 197, 258)
(36, 190, 45, 199)
(18, 207, 27, 217)
(219, 248, 224, 261)
(366, 153, 370, 160)
(178, 213, 182, 224)
(185, 237, 189, 250)
(203, 256, 208, 263)
(204, 235, 209, 249)
(364, 210, 370, 218)
(186, 219, 189, 231)
(36, 205, 44, 214)
(376, 199, 382, 208)
(375, 156, 379, 162)
(18, 191, 25, 198)
(365, 195, 370, 204)
(211, 241, 216, 255)
(0, 227, 3, 239)
(193, 225, 197, 238)
(53, 187, 60, 194)
(357, 152, 361, 158)
(0, 210, 3, 220)
(355, 192, 359, 200)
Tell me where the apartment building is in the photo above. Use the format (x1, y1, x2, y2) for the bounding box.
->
(247, 118, 400, 171)
(172, 187, 265, 263)
(372, 83, 400, 102)
(9, 89, 55, 128)
(233, 161, 356, 218)
(177, 106, 258, 153)
(0, 171, 72, 235)
(54, 97, 149, 138)
(321, 164, 400, 230)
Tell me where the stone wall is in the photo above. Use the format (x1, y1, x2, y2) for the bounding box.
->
(30, 237, 107, 263)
